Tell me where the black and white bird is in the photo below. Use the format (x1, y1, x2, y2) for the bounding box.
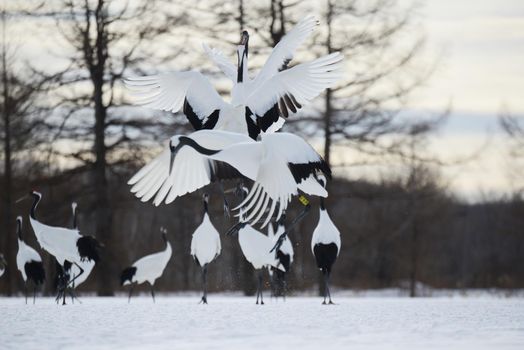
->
(15, 216, 45, 304)
(120, 228, 172, 303)
(311, 176, 341, 305)
(0, 253, 6, 278)
(68, 202, 95, 290)
(129, 129, 331, 228)
(191, 193, 221, 304)
(20, 191, 102, 304)
(125, 15, 343, 139)
(271, 216, 294, 298)
(56, 202, 96, 303)
(236, 223, 284, 305)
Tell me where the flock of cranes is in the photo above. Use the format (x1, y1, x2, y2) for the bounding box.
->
(1, 16, 343, 305)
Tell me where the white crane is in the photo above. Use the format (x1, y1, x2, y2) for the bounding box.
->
(18, 190, 102, 305)
(0, 253, 6, 278)
(191, 193, 221, 304)
(15, 216, 45, 304)
(125, 15, 343, 139)
(57, 202, 96, 303)
(120, 228, 172, 303)
(236, 223, 284, 305)
(129, 129, 330, 228)
(271, 216, 294, 298)
(311, 176, 341, 305)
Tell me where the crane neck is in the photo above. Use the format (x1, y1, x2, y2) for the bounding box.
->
(320, 197, 326, 211)
(203, 200, 208, 215)
(16, 219, 22, 240)
(237, 45, 248, 83)
(72, 209, 78, 229)
(30, 193, 41, 220)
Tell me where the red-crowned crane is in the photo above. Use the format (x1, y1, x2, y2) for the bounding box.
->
(120, 228, 172, 303)
(16, 216, 45, 304)
(191, 193, 221, 304)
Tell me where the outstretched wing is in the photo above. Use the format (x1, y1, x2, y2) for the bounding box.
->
(209, 133, 330, 228)
(254, 15, 318, 85)
(125, 71, 226, 130)
(128, 130, 251, 206)
(246, 52, 344, 131)
(202, 43, 237, 82)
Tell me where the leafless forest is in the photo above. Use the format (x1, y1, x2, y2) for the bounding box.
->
(1, 0, 523, 297)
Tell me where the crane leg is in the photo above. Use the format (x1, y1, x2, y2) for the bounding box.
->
(33, 286, 36, 305)
(256, 270, 264, 305)
(150, 285, 156, 303)
(66, 263, 84, 288)
(128, 284, 134, 304)
(200, 264, 208, 304)
(25, 284, 27, 305)
(326, 272, 334, 305)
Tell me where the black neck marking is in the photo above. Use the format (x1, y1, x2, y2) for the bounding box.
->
(237, 43, 248, 83)
(178, 136, 220, 156)
(16, 219, 22, 240)
(320, 197, 326, 211)
(30, 193, 41, 220)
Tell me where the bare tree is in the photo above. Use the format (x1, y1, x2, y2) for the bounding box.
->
(35, 0, 187, 295)
(0, 6, 55, 295)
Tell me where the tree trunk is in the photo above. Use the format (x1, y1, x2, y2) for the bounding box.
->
(93, 81, 114, 296)
(1, 28, 15, 295)
(409, 219, 419, 297)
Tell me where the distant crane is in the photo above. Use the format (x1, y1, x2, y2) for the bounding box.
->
(18, 190, 102, 305)
(311, 176, 341, 305)
(56, 202, 95, 303)
(120, 228, 172, 303)
(233, 221, 284, 305)
(15, 216, 45, 304)
(271, 215, 294, 299)
(191, 193, 221, 304)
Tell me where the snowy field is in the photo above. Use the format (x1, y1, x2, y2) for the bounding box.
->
(1, 295, 523, 350)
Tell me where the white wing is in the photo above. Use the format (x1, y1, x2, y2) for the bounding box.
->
(125, 71, 226, 130)
(254, 15, 318, 85)
(238, 225, 284, 271)
(211, 133, 329, 228)
(202, 43, 237, 82)
(128, 130, 252, 206)
(29, 218, 81, 263)
(247, 52, 344, 121)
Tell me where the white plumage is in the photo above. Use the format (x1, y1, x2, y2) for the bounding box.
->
(238, 225, 282, 271)
(129, 129, 330, 228)
(191, 212, 221, 267)
(16, 219, 43, 282)
(191, 193, 221, 304)
(121, 228, 172, 302)
(237, 223, 284, 305)
(311, 176, 341, 304)
(311, 209, 341, 255)
(125, 15, 343, 138)
(15, 216, 45, 304)
(125, 243, 171, 286)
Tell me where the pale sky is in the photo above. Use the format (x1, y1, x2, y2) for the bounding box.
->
(393, 0, 524, 199)
(6, 0, 524, 200)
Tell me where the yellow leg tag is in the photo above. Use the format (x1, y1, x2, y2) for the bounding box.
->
(298, 195, 310, 206)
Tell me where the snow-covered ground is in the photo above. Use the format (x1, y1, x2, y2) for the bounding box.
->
(1, 295, 523, 350)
